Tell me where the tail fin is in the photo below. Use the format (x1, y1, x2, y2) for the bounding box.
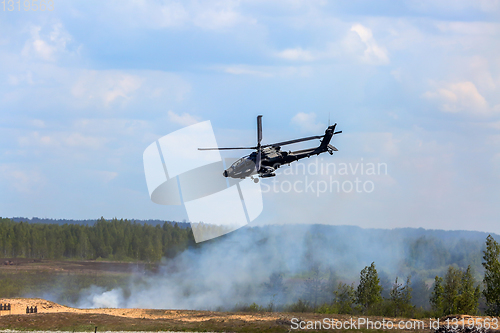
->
(318, 123, 341, 151)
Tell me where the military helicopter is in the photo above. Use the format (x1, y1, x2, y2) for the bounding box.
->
(199, 115, 341, 183)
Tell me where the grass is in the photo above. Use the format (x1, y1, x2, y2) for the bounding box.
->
(0, 312, 432, 332)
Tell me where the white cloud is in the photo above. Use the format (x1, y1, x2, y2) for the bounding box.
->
(275, 24, 389, 65)
(8, 71, 34, 86)
(109, 0, 254, 31)
(465, 56, 497, 92)
(72, 71, 143, 107)
(94, 170, 119, 184)
(223, 65, 273, 77)
(167, 110, 201, 127)
(423, 81, 493, 115)
(73, 118, 151, 136)
(436, 21, 500, 36)
(276, 47, 316, 61)
(193, 5, 249, 30)
(349, 24, 389, 65)
(30, 119, 46, 128)
(64, 133, 106, 149)
(221, 64, 312, 77)
(2, 54, 191, 116)
(104, 1, 188, 29)
(103, 76, 143, 105)
(18, 131, 107, 150)
(408, 0, 500, 15)
(0, 164, 47, 194)
(291, 112, 324, 133)
(21, 23, 73, 62)
(155, 2, 190, 28)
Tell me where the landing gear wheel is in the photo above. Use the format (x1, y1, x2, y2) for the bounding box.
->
(253, 178, 259, 183)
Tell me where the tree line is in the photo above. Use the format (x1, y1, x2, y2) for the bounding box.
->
(0, 217, 195, 261)
(257, 234, 500, 317)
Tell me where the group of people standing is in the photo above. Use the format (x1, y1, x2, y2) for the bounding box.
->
(26, 306, 37, 313)
(0, 303, 11, 311)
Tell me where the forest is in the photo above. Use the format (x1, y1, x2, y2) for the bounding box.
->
(0, 217, 194, 261)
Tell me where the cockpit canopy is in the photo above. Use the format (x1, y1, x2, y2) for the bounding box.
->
(230, 154, 255, 168)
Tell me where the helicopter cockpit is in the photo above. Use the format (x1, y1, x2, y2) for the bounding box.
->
(223, 154, 257, 179)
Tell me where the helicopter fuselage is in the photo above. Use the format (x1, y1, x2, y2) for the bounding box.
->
(223, 124, 338, 179)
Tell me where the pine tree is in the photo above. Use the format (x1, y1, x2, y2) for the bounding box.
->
(356, 262, 383, 310)
(389, 276, 413, 317)
(483, 234, 500, 316)
(456, 266, 480, 315)
(430, 276, 444, 315)
(389, 277, 403, 315)
(443, 266, 462, 315)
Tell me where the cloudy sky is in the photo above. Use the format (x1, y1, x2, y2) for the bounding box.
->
(1, 0, 500, 233)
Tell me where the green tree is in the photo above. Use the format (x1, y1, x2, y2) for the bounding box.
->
(430, 276, 444, 315)
(443, 266, 462, 315)
(333, 282, 356, 314)
(389, 276, 412, 317)
(430, 266, 480, 316)
(483, 234, 500, 316)
(356, 262, 383, 311)
(456, 266, 480, 315)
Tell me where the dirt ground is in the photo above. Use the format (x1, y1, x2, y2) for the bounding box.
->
(0, 297, 283, 320)
(1, 297, 496, 332)
(0, 298, 294, 332)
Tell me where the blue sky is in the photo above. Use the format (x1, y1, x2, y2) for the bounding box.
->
(1, 0, 500, 233)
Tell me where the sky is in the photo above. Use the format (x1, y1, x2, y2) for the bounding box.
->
(1, 0, 500, 233)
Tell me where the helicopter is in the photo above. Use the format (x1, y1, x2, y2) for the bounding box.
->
(198, 115, 341, 183)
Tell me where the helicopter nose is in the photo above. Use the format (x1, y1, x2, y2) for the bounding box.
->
(223, 170, 228, 177)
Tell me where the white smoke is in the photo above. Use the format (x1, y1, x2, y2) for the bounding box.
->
(69, 224, 491, 310)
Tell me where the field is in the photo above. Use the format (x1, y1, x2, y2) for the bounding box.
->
(1, 297, 494, 333)
(0, 258, 495, 332)
(0, 257, 159, 274)
(0, 297, 441, 333)
(0, 257, 159, 304)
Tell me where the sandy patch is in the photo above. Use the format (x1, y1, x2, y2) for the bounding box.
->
(0, 298, 282, 322)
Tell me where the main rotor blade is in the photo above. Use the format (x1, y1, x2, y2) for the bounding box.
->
(257, 115, 262, 146)
(198, 147, 256, 151)
(262, 135, 324, 148)
(255, 149, 261, 173)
